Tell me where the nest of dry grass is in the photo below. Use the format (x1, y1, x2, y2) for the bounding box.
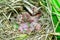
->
(0, 0, 56, 40)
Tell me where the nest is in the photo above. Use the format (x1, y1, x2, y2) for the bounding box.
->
(0, 0, 55, 40)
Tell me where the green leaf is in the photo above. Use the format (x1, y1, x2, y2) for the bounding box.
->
(15, 34, 28, 40)
(13, 23, 19, 29)
(52, 13, 58, 26)
(56, 23, 60, 32)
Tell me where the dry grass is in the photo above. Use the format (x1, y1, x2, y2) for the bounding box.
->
(0, 0, 57, 40)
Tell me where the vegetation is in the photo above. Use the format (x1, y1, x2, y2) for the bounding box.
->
(0, 0, 60, 40)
